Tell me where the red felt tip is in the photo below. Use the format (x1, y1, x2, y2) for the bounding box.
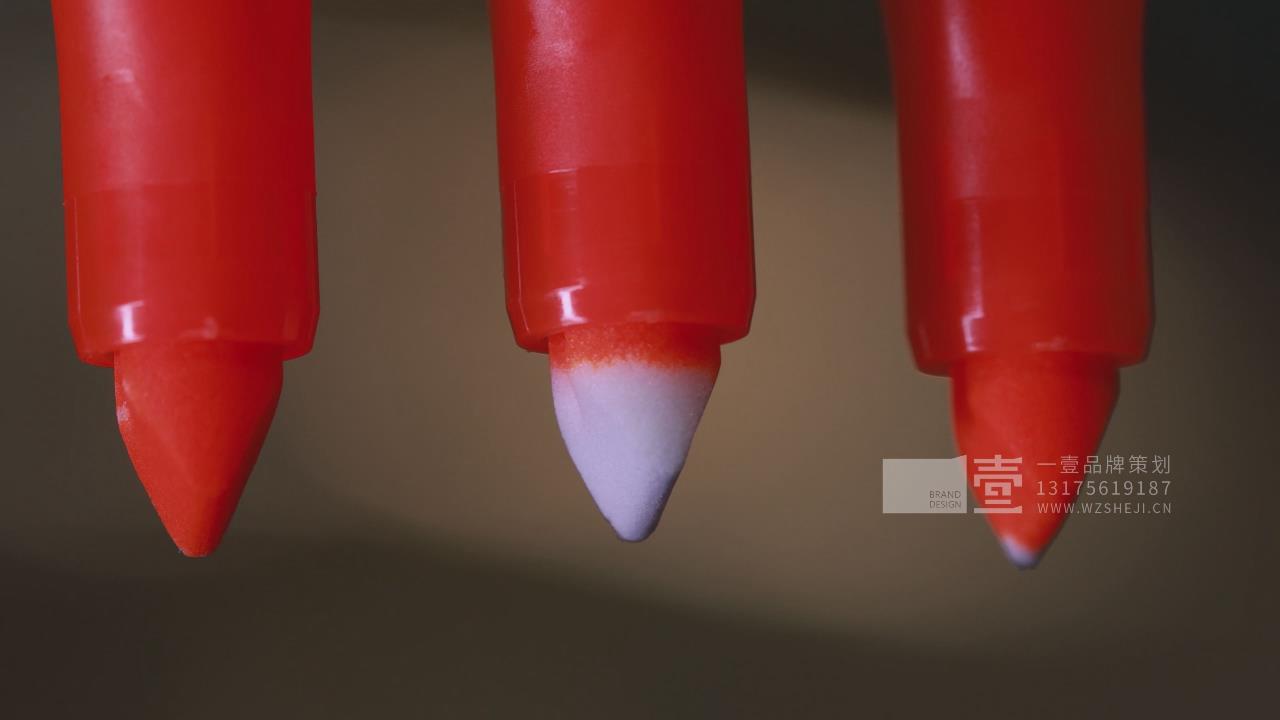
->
(951, 353, 1118, 569)
(114, 342, 282, 557)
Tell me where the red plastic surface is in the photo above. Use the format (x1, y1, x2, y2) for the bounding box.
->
(489, 0, 755, 352)
(51, 0, 317, 555)
(52, 0, 318, 367)
(883, 0, 1153, 564)
(884, 0, 1151, 375)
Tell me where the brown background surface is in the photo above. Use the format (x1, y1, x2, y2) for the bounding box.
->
(1, 1, 1276, 717)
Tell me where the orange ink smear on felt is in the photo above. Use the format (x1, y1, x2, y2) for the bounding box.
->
(549, 323, 721, 372)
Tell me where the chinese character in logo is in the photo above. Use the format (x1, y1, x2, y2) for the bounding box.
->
(1084, 455, 1102, 474)
(1059, 454, 1080, 474)
(1129, 455, 1148, 473)
(1106, 454, 1126, 474)
(972, 455, 1023, 514)
(1152, 455, 1171, 474)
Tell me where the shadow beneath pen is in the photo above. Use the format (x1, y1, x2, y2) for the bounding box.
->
(0, 532, 1254, 719)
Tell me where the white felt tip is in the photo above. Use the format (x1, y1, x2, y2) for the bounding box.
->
(999, 536, 1043, 570)
(550, 360, 716, 542)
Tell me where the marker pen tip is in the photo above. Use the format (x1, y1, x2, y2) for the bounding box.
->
(114, 342, 282, 557)
(952, 352, 1118, 569)
(548, 323, 720, 541)
(999, 535, 1043, 570)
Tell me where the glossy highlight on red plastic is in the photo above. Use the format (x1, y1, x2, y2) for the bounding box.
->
(53, 0, 318, 366)
(885, 0, 1150, 372)
(883, 0, 1153, 564)
(489, 0, 755, 352)
(52, 0, 318, 555)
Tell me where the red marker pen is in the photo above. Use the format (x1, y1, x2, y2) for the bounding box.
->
(883, 0, 1152, 567)
(52, 0, 318, 556)
(489, 0, 754, 540)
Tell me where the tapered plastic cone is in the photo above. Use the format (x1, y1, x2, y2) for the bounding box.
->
(951, 353, 1118, 569)
(549, 323, 720, 541)
(114, 342, 282, 557)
